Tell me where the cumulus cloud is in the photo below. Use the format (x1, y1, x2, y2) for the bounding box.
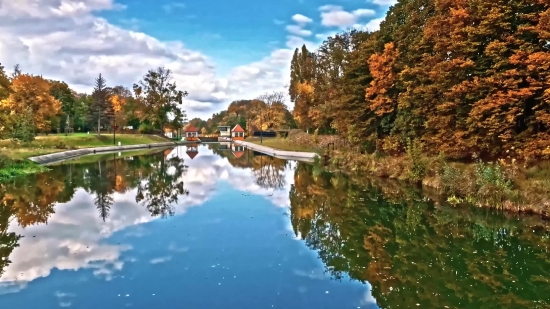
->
(372, 0, 398, 6)
(319, 5, 376, 27)
(0, 0, 295, 117)
(285, 25, 312, 37)
(291, 14, 313, 24)
(364, 17, 385, 32)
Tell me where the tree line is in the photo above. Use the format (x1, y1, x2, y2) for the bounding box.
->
(0, 64, 189, 141)
(189, 92, 297, 135)
(289, 0, 550, 160)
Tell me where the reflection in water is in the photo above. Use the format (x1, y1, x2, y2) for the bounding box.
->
(0, 148, 190, 277)
(289, 163, 550, 308)
(0, 145, 548, 308)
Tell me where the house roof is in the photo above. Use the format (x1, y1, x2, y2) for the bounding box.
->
(186, 151, 198, 159)
(184, 124, 199, 132)
(232, 124, 244, 132)
(232, 151, 244, 158)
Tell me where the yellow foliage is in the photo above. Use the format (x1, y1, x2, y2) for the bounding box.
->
(110, 94, 125, 113)
(0, 74, 61, 132)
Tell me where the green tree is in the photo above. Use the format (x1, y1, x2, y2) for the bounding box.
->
(88, 74, 114, 136)
(132, 67, 188, 132)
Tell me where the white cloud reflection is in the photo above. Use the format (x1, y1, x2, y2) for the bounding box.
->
(1, 146, 295, 293)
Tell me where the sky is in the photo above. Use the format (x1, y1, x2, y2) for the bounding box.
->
(0, 0, 396, 119)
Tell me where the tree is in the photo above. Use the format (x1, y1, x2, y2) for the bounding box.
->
(0, 74, 61, 136)
(88, 74, 113, 136)
(254, 91, 288, 130)
(201, 127, 207, 135)
(133, 67, 188, 133)
(49, 80, 76, 133)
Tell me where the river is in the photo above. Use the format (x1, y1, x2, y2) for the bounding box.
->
(0, 144, 548, 308)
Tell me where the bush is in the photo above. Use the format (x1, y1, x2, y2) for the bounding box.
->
(139, 123, 154, 134)
(406, 138, 426, 183)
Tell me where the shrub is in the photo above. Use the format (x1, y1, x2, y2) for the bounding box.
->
(139, 123, 154, 134)
(405, 138, 426, 183)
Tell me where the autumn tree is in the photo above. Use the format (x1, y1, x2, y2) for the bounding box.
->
(133, 67, 188, 133)
(254, 91, 288, 130)
(0, 74, 61, 138)
(201, 127, 207, 135)
(88, 74, 114, 136)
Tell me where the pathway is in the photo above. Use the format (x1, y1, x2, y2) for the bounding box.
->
(29, 141, 188, 165)
(222, 138, 318, 162)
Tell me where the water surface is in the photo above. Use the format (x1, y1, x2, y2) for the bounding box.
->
(0, 144, 548, 308)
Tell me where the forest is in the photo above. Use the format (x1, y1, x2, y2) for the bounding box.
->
(288, 0, 550, 160)
(0, 64, 188, 141)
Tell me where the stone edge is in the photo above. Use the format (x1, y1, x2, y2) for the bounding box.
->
(28, 141, 190, 165)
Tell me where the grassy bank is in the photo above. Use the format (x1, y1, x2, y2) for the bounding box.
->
(245, 130, 339, 153)
(0, 156, 49, 181)
(0, 133, 168, 160)
(326, 150, 550, 217)
(247, 130, 549, 217)
(0, 133, 169, 181)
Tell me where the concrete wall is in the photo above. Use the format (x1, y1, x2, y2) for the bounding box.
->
(29, 141, 187, 165)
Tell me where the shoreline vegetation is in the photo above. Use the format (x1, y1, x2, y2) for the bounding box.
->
(0, 133, 170, 181)
(245, 133, 550, 218)
(0, 63, 189, 181)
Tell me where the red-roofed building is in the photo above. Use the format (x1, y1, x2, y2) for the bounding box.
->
(231, 124, 245, 140)
(186, 143, 198, 159)
(184, 124, 199, 141)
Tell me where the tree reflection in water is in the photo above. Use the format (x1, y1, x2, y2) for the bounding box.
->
(208, 143, 288, 190)
(289, 162, 550, 309)
(0, 148, 191, 277)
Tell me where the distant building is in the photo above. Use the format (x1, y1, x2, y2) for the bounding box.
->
(185, 124, 199, 141)
(218, 125, 231, 138)
(231, 124, 245, 140)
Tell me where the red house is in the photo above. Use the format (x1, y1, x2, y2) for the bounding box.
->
(184, 124, 199, 141)
(231, 124, 245, 140)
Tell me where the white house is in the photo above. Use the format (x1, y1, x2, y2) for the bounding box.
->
(218, 125, 231, 137)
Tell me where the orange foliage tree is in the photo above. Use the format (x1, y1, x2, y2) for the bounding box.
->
(0, 74, 61, 133)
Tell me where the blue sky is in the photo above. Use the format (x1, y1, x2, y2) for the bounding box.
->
(102, 0, 391, 75)
(0, 0, 395, 118)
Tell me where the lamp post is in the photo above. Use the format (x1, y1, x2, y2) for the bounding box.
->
(113, 121, 116, 145)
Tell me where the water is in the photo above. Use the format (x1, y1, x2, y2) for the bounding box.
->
(0, 144, 548, 308)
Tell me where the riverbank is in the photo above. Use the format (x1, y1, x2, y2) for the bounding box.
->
(0, 133, 168, 160)
(245, 133, 549, 217)
(325, 150, 550, 217)
(0, 133, 174, 181)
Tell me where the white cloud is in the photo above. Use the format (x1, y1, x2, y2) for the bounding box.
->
(364, 17, 385, 31)
(372, 0, 398, 6)
(291, 14, 312, 24)
(162, 2, 185, 12)
(319, 5, 376, 27)
(0, 0, 294, 118)
(285, 25, 312, 37)
(150, 256, 172, 264)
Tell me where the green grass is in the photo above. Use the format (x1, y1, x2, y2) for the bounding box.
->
(0, 133, 168, 160)
(245, 136, 319, 152)
(0, 157, 49, 181)
(50, 148, 168, 165)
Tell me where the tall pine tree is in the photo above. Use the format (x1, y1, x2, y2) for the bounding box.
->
(89, 74, 114, 136)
